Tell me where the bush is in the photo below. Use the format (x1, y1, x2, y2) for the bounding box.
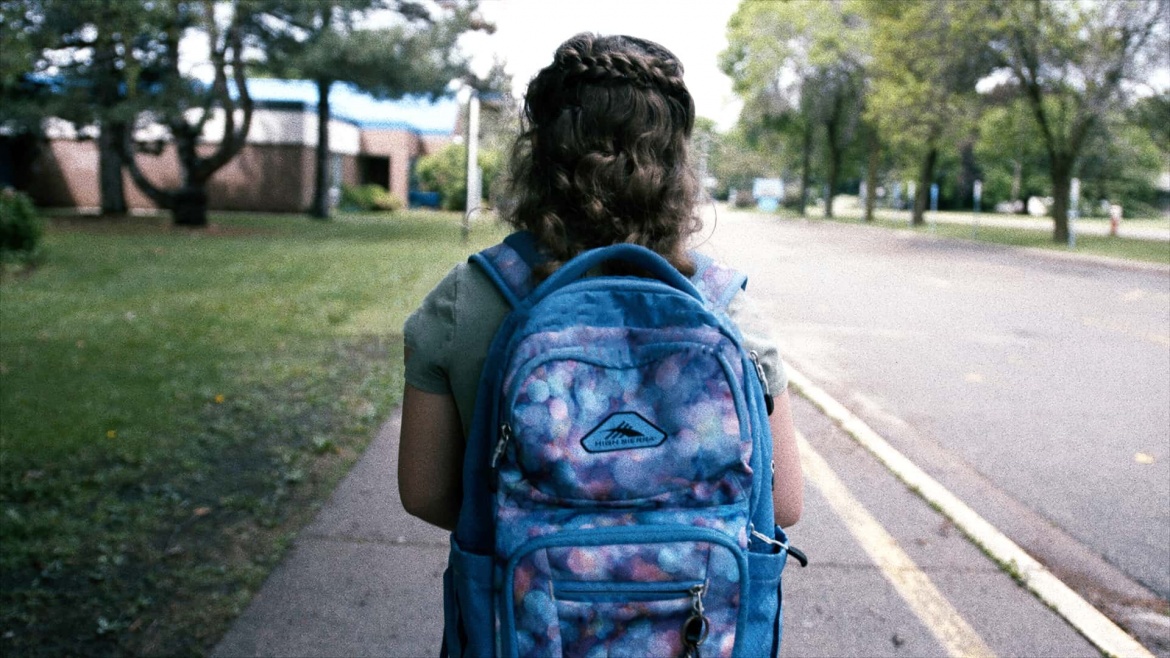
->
(340, 184, 404, 213)
(414, 143, 502, 212)
(0, 188, 43, 259)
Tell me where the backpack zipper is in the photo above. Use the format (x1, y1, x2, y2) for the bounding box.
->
(748, 350, 775, 416)
(491, 423, 512, 470)
(681, 583, 710, 657)
(488, 423, 512, 492)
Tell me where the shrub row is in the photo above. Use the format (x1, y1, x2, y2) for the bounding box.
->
(0, 188, 43, 261)
(340, 184, 404, 213)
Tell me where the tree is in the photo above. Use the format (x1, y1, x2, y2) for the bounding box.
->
(701, 122, 786, 204)
(721, 0, 868, 218)
(864, 0, 996, 225)
(1077, 111, 1165, 217)
(974, 95, 1050, 212)
(415, 142, 500, 211)
(1, 0, 151, 215)
(991, 0, 1167, 241)
(111, 0, 254, 227)
(1128, 90, 1170, 160)
(252, 0, 489, 219)
(0, 1, 49, 192)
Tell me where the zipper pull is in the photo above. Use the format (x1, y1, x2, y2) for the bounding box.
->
(488, 424, 512, 494)
(752, 525, 810, 567)
(749, 350, 775, 416)
(680, 583, 709, 658)
(491, 423, 512, 470)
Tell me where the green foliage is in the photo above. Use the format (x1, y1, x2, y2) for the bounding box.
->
(701, 126, 783, 200)
(1128, 91, 1170, 159)
(990, 0, 1167, 237)
(1077, 116, 1166, 217)
(863, 0, 995, 153)
(340, 184, 404, 213)
(721, 0, 870, 216)
(0, 211, 508, 655)
(250, 1, 491, 219)
(415, 143, 502, 212)
(0, 188, 43, 260)
(974, 99, 1051, 207)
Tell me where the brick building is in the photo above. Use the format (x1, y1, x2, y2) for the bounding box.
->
(16, 79, 458, 213)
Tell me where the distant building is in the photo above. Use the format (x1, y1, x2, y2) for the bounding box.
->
(18, 79, 458, 213)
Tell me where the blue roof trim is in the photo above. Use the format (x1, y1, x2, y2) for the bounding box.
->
(238, 78, 458, 134)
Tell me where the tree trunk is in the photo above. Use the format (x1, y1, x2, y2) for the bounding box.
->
(98, 121, 128, 216)
(959, 142, 977, 210)
(172, 187, 209, 227)
(913, 147, 937, 226)
(310, 78, 333, 220)
(1011, 159, 1023, 214)
(1050, 156, 1071, 243)
(825, 124, 839, 219)
(798, 123, 812, 217)
(865, 130, 879, 222)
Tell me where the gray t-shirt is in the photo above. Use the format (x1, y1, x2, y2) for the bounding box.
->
(404, 260, 787, 439)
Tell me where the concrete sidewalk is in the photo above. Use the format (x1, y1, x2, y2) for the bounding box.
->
(213, 412, 447, 658)
(210, 402, 1106, 658)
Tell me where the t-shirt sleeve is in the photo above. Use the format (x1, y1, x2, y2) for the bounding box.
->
(726, 289, 789, 395)
(403, 266, 460, 395)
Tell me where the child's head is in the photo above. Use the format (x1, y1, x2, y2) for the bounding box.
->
(505, 33, 702, 276)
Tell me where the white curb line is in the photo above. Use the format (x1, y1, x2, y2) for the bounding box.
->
(787, 366, 1156, 658)
(797, 431, 995, 657)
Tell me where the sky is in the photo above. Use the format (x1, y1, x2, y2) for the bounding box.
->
(458, 0, 744, 129)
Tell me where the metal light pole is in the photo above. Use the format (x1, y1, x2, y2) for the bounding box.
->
(972, 180, 982, 240)
(462, 89, 480, 243)
(929, 183, 939, 233)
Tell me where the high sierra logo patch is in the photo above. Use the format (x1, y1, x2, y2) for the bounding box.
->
(581, 412, 667, 453)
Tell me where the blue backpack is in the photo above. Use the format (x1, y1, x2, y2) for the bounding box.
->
(442, 233, 805, 658)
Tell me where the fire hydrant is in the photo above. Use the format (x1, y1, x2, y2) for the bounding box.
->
(1109, 204, 1122, 237)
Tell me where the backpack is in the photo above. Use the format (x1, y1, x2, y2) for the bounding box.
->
(441, 232, 805, 658)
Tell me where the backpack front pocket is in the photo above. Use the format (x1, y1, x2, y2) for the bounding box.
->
(501, 334, 753, 508)
(501, 527, 747, 658)
(551, 580, 705, 658)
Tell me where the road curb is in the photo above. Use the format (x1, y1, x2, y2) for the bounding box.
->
(899, 227, 1168, 275)
(787, 366, 1157, 658)
(754, 210, 1170, 274)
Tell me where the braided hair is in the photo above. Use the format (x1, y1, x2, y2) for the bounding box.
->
(504, 33, 702, 279)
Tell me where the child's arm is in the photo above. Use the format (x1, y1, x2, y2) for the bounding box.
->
(770, 390, 804, 528)
(398, 382, 464, 531)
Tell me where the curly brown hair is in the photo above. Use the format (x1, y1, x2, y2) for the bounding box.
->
(503, 33, 702, 279)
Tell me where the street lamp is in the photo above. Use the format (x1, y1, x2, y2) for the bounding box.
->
(456, 84, 482, 243)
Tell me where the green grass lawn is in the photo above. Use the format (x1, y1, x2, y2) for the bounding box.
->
(0, 210, 507, 656)
(773, 208, 1170, 265)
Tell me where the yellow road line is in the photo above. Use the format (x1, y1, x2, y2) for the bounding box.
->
(789, 366, 1157, 658)
(797, 431, 997, 658)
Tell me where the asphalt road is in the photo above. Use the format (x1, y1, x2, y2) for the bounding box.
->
(703, 208, 1170, 626)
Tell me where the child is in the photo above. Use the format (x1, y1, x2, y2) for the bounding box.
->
(398, 32, 802, 533)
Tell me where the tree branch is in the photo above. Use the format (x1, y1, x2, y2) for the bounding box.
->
(117, 125, 174, 209)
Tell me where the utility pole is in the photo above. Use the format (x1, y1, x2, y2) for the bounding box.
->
(463, 89, 480, 243)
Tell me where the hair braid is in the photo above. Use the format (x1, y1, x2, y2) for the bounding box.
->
(504, 33, 701, 280)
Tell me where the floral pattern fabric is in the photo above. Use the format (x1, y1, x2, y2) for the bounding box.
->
(481, 241, 767, 658)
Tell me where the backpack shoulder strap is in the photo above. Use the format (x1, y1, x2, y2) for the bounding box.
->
(467, 232, 541, 307)
(690, 252, 748, 312)
(472, 237, 748, 311)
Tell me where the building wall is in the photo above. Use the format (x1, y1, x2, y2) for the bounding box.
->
(26, 139, 359, 214)
(361, 128, 420, 203)
(26, 106, 444, 213)
(421, 134, 453, 156)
